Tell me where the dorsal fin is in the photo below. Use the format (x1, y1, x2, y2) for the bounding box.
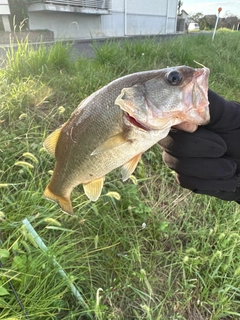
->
(43, 127, 62, 157)
(83, 177, 105, 201)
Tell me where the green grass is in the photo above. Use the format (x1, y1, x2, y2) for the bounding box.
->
(1, 33, 240, 319)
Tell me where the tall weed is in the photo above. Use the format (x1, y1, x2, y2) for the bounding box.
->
(1, 33, 240, 319)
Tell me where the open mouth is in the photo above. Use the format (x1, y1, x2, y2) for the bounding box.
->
(125, 112, 149, 130)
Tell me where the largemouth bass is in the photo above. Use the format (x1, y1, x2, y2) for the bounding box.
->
(43, 66, 210, 214)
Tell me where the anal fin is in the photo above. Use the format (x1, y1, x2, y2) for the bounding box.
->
(44, 185, 73, 215)
(121, 153, 142, 181)
(83, 177, 105, 201)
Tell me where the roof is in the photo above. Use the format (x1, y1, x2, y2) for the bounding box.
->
(181, 9, 189, 15)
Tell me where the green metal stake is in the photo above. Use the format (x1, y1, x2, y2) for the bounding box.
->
(22, 218, 90, 312)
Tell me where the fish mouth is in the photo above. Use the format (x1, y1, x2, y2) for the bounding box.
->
(125, 112, 150, 130)
(125, 111, 179, 132)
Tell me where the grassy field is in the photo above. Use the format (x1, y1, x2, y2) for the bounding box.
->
(1, 31, 240, 320)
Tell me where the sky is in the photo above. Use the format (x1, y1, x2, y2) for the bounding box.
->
(181, 0, 240, 17)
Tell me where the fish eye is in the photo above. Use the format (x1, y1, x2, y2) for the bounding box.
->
(166, 71, 183, 86)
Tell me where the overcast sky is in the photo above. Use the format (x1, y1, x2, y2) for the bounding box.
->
(181, 0, 240, 17)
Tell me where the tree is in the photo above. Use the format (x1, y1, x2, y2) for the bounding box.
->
(189, 12, 204, 23)
(177, 0, 183, 15)
(199, 15, 216, 30)
(219, 15, 239, 30)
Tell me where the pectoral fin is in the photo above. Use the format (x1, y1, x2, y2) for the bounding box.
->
(91, 132, 129, 155)
(121, 153, 142, 181)
(43, 127, 62, 157)
(83, 177, 105, 201)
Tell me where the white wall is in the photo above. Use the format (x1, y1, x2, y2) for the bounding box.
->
(0, 0, 11, 32)
(28, 12, 103, 39)
(101, 0, 178, 37)
(0, 0, 10, 14)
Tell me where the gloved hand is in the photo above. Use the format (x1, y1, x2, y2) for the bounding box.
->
(159, 89, 240, 201)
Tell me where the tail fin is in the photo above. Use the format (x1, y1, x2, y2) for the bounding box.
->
(44, 185, 74, 215)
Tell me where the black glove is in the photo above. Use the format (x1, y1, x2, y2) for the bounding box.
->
(159, 89, 240, 201)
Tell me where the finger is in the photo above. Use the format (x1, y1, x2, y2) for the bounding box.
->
(175, 173, 238, 192)
(162, 153, 237, 180)
(159, 127, 227, 158)
(173, 122, 198, 133)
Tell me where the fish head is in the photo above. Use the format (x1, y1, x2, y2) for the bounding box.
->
(115, 66, 210, 130)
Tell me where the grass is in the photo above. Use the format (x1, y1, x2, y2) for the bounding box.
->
(1, 32, 240, 319)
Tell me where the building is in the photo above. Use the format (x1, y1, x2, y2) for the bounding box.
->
(177, 9, 189, 32)
(27, 0, 178, 40)
(1, 0, 179, 40)
(0, 0, 11, 31)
